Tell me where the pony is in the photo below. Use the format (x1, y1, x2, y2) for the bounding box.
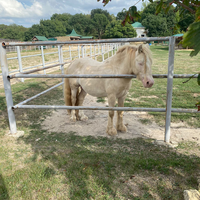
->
(64, 44, 154, 136)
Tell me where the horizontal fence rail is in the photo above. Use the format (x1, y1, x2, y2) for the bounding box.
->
(12, 82, 63, 107)
(8, 74, 198, 79)
(3, 37, 170, 47)
(12, 105, 200, 113)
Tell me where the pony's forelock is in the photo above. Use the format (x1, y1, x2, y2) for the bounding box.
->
(141, 44, 152, 64)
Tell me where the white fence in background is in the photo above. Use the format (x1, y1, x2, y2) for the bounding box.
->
(0, 43, 120, 82)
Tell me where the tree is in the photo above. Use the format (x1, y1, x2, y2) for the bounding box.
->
(91, 8, 112, 21)
(51, 13, 72, 34)
(178, 12, 195, 32)
(116, 8, 127, 21)
(104, 20, 137, 38)
(141, 15, 169, 37)
(141, 3, 178, 37)
(40, 19, 66, 37)
(98, 0, 200, 56)
(51, 13, 72, 22)
(68, 14, 94, 36)
(92, 13, 109, 38)
(24, 19, 66, 41)
(0, 24, 27, 41)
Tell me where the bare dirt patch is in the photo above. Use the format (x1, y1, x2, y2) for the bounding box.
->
(42, 95, 200, 144)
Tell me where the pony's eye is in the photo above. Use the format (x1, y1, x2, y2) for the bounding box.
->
(139, 63, 143, 66)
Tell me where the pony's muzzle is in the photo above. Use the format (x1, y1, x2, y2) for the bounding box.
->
(143, 77, 154, 88)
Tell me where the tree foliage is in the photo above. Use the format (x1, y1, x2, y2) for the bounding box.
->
(98, 0, 200, 56)
(141, 3, 178, 37)
(104, 20, 137, 38)
(0, 24, 28, 41)
(91, 8, 112, 21)
(92, 13, 109, 38)
(116, 8, 128, 21)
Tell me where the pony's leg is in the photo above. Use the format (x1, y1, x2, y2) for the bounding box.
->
(116, 96, 127, 132)
(75, 89, 88, 121)
(70, 87, 78, 122)
(106, 94, 117, 136)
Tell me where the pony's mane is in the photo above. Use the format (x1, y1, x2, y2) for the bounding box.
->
(116, 44, 152, 64)
(116, 45, 137, 54)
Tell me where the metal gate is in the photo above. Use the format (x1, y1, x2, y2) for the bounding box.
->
(0, 37, 199, 143)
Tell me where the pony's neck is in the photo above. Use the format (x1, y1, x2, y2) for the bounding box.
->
(111, 50, 134, 75)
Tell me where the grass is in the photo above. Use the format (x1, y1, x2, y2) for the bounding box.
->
(0, 45, 200, 199)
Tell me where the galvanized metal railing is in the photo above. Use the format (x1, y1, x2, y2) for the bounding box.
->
(0, 37, 199, 143)
(1, 43, 117, 79)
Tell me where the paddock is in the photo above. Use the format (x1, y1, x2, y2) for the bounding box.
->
(0, 37, 199, 143)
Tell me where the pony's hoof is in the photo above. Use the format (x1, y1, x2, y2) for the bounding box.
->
(70, 116, 76, 122)
(117, 125, 127, 132)
(106, 127, 117, 136)
(80, 115, 88, 121)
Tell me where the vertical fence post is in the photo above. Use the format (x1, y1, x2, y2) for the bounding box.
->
(108, 44, 110, 58)
(94, 45, 96, 60)
(101, 44, 104, 61)
(112, 44, 114, 56)
(81, 45, 84, 58)
(85, 45, 87, 56)
(69, 45, 72, 60)
(17, 46, 24, 82)
(0, 43, 17, 134)
(41, 46, 46, 74)
(90, 44, 92, 58)
(78, 45, 80, 58)
(58, 45, 65, 95)
(58, 45, 65, 74)
(165, 36, 175, 143)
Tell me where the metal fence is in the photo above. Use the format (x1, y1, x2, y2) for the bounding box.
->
(0, 37, 199, 143)
(0, 43, 119, 81)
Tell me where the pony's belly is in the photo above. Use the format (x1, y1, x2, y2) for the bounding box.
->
(84, 88, 107, 97)
(87, 90, 107, 97)
(80, 79, 107, 97)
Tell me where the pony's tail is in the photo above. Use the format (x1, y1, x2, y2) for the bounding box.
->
(64, 70, 72, 115)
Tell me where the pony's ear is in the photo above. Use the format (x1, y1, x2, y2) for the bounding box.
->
(138, 45, 143, 53)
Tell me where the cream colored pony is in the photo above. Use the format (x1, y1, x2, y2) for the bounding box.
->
(64, 44, 154, 136)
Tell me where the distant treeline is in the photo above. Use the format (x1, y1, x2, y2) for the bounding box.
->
(0, 5, 194, 41)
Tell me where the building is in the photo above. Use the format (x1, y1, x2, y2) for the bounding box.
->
(131, 22, 147, 38)
(66, 29, 93, 40)
(32, 36, 48, 41)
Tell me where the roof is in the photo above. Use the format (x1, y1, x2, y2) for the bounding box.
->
(173, 34, 184, 37)
(66, 29, 82, 37)
(131, 22, 145, 28)
(33, 36, 48, 41)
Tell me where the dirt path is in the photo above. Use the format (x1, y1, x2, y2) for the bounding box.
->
(42, 95, 200, 144)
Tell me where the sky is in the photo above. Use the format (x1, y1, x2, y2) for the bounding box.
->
(0, 0, 143, 28)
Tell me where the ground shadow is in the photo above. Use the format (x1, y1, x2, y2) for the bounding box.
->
(152, 46, 169, 51)
(20, 129, 200, 199)
(0, 174, 9, 200)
